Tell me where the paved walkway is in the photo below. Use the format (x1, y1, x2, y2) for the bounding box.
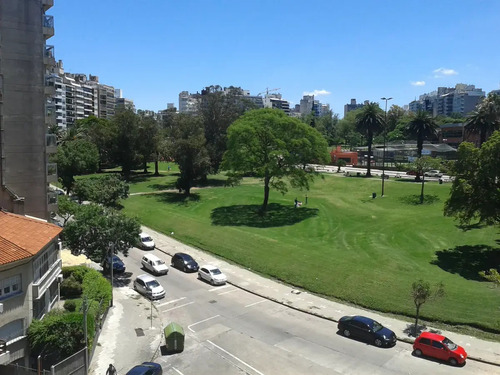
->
(76, 226, 500, 374)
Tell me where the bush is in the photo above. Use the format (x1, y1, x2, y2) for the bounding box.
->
(82, 268, 112, 315)
(63, 299, 77, 312)
(60, 275, 82, 298)
(62, 265, 92, 283)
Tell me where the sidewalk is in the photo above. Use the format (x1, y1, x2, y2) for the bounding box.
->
(146, 226, 500, 367)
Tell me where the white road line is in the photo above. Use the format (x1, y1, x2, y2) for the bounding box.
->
(217, 289, 238, 295)
(207, 340, 265, 375)
(172, 367, 184, 375)
(208, 284, 230, 292)
(245, 299, 267, 308)
(156, 297, 186, 307)
(188, 315, 220, 332)
(162, 301, 194, 312)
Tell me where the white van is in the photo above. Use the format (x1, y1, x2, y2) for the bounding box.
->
(141, 254, 168, 275)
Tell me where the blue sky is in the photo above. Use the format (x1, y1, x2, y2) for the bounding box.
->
(50, 0, 500, 116)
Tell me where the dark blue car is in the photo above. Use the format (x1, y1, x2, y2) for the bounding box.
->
(338, 315, 397, 347)
(103, 255, 126, 273)
(125, 362, 162, 375)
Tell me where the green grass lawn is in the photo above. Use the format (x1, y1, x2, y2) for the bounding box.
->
(120, 171, 500, 335)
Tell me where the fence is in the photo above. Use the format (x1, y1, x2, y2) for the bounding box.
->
(50, 347, 86, 375)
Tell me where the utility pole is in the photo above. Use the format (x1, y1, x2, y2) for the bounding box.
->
(81, 296, 89, 375)
(381, 97, 392, 196)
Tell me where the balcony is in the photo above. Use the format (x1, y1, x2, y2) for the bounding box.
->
(43, 15, 54, 39)
(42, 0, 54, 11)
(32, 258, 61, 300)
(44, 45, 56, 67)
(46, 134, 57, 154)
(47, 163, 57, 183)
(44, 78, 55, 96)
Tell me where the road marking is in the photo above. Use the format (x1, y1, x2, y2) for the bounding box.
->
(208, 284, 230, 292)
(172, 367, 184, 375)
(188, 315, 220, 332)
(162, 301, 194, 312)
(217, 289, 238, 295)
(245, 299, 267, 308)
(156, 297, 186, 307)
(207, 340, 265, 375)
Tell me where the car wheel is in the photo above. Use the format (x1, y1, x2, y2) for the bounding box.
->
(210, 279, 215, 286)
(343, 329, 351, 337)
(183, 266, 187, 272)
(414, 349, 422, 357)
(374, 338, 383, 347)
(448, 358, 458, 366)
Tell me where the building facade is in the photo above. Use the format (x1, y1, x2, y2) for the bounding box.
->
(344, 99, 367, 117)
(0, 0, 58, 220)
(0, 211, 62, 367)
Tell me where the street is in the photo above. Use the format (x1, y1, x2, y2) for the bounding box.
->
(106, 246, 497, 375)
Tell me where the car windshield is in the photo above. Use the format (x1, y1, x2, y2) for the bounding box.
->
(443, 337, 457, 350)
(154, 260, 165, 266)
(142, 236, 152, 242)
(146, 280, 160, 288)
(371, 321, 384, 332)
(211, 268, 222, 275)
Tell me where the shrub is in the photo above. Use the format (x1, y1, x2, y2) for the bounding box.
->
(60, 275, 82, 298)
(63, 299, 77, 312)
(62, 265, 92, 283)
(82, 268, 112, 315)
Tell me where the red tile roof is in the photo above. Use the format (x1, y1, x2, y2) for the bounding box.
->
(0, 211, 62, 265)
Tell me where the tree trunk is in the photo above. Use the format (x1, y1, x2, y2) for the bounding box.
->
(366, 140, 372, 177)
(414, 305, 420, 337)
(154, 158, 159, 176)
(420, 175, 425, 204)
(143, 159, 147, 174)
(261, 175, 270, 213)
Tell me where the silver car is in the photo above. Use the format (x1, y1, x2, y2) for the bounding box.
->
(133, 274, 165, 300)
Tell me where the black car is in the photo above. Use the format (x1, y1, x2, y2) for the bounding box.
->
(125, 362, 162, 375)
(338, 315, 397, 347)
(171, 252, 199, 272)
(103, 255, 126, 273)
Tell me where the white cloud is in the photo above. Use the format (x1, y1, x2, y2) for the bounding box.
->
(302, 89, 331, 97)
(411, 81, 426, 86)
(433, 68, 458, 77)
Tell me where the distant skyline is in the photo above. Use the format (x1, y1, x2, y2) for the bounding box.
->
(50, 0, 500, 116)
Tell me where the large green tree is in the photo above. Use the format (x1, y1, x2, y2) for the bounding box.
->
(355, 103, 384, 177)
(169, 114, 211, 195)
(444, 130, 500, 225)
(63, 204, 141, 263)
(112, 109, 140, 178)
(465, 93, 500, 146)
(407, 110, 439, 157)
(222, 108, 329, 212)
(56, 139, 99, 193)
(73, 174, 129, 207)
(315, 110, 339, 146)
(136, 115, 160, 173)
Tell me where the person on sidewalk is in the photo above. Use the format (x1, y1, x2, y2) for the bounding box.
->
(106, 363, 117, 375)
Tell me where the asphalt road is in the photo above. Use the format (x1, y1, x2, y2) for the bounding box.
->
(112, 247, 496, 375)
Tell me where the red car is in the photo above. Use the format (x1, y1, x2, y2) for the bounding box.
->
(413, 332, 467, 366)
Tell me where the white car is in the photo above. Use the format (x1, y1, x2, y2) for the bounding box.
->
(198, 265, 227, 285)
(424, 170, 443, 178)
(138, 232, 155, 250)
(133, 274, 165, 300)
(141, 254, 168, 275)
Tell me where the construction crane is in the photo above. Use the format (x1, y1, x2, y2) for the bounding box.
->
(257, 87, 281, 97)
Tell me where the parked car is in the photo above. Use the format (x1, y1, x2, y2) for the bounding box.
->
(406, 170, 417, 176)
(337, 315, 397, 347)
(138, 232, 155, 250)
(198, 265, 227, 285)
(102, 255, 126, 273)
(141, 254, 168, 275)
(413, 332, 467, 366)
(133, 274, 165, 300)
(424, 170, 443, 177)
(125, 361, 162, 375)
(171, 252, 199, 272)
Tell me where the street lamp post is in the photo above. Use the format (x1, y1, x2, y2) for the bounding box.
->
(381, 97, 392, 197)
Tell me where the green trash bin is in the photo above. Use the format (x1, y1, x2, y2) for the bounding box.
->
(164, 322, 184, 353)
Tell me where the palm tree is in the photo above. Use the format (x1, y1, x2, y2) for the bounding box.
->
(465, 93, 500, 146)
(356, 102, 384, 177)
(407, 110, 439, 157)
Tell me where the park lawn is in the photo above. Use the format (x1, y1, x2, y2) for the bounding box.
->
(121, 173, 500, 334)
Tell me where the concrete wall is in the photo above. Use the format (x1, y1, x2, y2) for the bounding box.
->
(0, 0, 49, 219)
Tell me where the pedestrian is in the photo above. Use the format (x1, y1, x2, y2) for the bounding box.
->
(305, 194, 308, 205)
(294, 198, 298, 208)
(106, 363, 117, 375)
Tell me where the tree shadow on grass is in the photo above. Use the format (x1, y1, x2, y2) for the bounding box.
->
(211, 203, 319, 228)
(398, 194, 440, 205)
(147, 182, 177, 191)
(151, 192, 200, 205)
(431, 245, 500, 281)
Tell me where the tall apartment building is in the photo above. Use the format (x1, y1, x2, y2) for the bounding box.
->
(409, 84, 485, 117)
(179, 87, 264, 114)
(344, 99, 367, 117)
(178, 91, 201, 114)
(0, 0, 58, 220)
(299, 95, 330, 117)
(263, 93, 290, 114)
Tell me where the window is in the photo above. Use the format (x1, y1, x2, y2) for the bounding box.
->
(432, 341, 445, 350)
(33, 245, 58, 283)
(0, 275, 22, 300)
(419, 338, 431, 346)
